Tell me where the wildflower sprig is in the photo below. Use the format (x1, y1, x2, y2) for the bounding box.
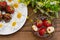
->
(20, 0, 60, 18)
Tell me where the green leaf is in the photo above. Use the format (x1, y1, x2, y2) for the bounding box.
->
(20, 0, 60, 18)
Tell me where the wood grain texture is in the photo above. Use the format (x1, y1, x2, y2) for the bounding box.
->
(0, 6, 60, 40)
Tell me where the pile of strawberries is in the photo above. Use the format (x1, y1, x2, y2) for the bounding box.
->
(0, 1, 14, 22)
(0, 1, 14, 14)
(32, 18, 55, 36)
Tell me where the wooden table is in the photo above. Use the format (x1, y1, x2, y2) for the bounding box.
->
(0, 6, 60, 40)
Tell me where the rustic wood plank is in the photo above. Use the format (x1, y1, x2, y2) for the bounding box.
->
(0, 32, 36, 40)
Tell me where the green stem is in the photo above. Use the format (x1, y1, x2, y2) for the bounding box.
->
(36, 6, 51, 18)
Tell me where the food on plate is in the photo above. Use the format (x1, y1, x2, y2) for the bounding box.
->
(6, 5, 14, 14)
(0, 1, 14, 22)
(2, 1, 7, 7)
(3, 13, 11, 22)
(0, 1, 7, 11)
(0, 1, 7, 8)
(0, 0, 27, 35)
(0, 13, 3, 21)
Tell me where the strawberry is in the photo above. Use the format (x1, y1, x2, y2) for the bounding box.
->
(0, 13, 3, 21)
(0, 1, 7, 8)
(10, 9, 14, 14)
(38, 28, 46, 36)
(0, 2, 2, 10)
(0, 1, 7, 11)
(3, 13, 11, 22)
(0, 2, 2, 6)
(2, 1, 7, 7)
(36, 20, 43, 28)
(6, 5, 14, 14)
(43, 20, 52, 27)
(6, 5, 11, 12)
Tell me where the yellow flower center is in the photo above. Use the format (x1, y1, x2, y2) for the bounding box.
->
(12, 22, 16, 27)
(17, 12, 22, 19)
(13, 3, 19, 8)
(0, 23, 3, 28)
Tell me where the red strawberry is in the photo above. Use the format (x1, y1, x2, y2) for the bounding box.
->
(36, 20, 43, 28)
(0, 2, 2, 6)
(0, 1, 7, 11)
(2, 1, 7, 7)
(6, 5, 14, 14)
(0, 1, 7, 8)
(0, 2, 2, 9)
(10, 9, 14, 14)
(43, 20, 52, 27)
(38, 28, 46, 36)
(6, 5, 11, 12)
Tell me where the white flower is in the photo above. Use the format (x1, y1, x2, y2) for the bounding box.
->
(50, 1, 59, 5)
(50, 2, 56, 5)
(32, 25, 38, 31)
(47, 26, 55, 34)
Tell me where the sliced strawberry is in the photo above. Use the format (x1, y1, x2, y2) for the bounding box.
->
(38, 28, 46, 36)
(43, 20, 52, 27)
(36, 20, 43, 28)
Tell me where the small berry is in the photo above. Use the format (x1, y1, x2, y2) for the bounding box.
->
(43, 20, 52, 27)
(36, 20, 43, 28)
(38, 28, 46, 36)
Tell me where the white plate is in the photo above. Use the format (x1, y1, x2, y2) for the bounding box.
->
(0, 3, 28, 35)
